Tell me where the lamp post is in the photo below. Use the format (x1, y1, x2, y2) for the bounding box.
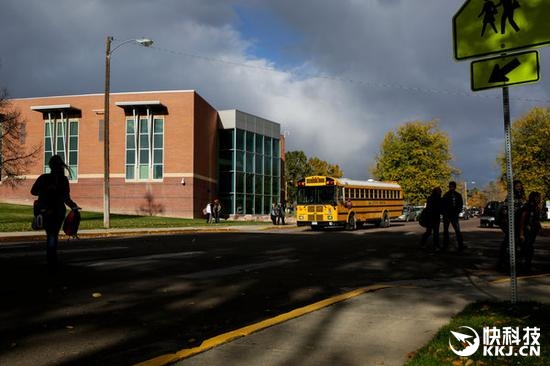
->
(103, 36, 153, 228)
(464, 180, 476, 208)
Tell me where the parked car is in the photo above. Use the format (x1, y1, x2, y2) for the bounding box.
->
(395, 205, 417, 222)
(413, 206, 424, 220)
(458, 207, 471, 220)
(469, 207, 481, 217)
(480, 201, 502, 228)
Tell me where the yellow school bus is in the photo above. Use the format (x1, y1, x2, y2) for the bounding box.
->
(296, 176, 404, 230)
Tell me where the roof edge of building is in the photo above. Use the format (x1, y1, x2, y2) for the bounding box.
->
(10, 89, 198, 101)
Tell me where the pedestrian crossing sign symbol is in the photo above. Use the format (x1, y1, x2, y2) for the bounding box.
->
(453, 0, 550, 60)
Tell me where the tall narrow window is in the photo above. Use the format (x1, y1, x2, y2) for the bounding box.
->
(125, 109, 164, 181)
(44, 113, 79, 180)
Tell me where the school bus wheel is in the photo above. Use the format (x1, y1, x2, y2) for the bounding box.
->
(376, 211, 391, 228)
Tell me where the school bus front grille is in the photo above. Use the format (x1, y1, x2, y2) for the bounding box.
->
(307, 205, 324, 213)
(307, 214, 324, 221)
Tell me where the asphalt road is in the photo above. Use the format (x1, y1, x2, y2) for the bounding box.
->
(0, 220, 544, 365)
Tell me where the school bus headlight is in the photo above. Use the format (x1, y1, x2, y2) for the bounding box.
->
(298, 215, 304, 220)
(328, 215, 333, 220)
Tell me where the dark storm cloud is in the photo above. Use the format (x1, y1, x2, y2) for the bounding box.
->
(1, 0, 549, 186)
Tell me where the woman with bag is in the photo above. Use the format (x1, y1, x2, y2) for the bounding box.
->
(419, 187, 442, 251)
(31, 155, 79, 269)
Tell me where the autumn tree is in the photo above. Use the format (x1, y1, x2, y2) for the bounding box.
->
(370, 120, 459, 204)
(308, 156, 343, 178)
(498, 106, 550, 199)
(284, 151, 343, 204)
(284, 151, 311, 205)
(0, 89, 40, 186)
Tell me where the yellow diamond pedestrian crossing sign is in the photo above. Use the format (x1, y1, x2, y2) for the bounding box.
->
(453, 0, 550, 60)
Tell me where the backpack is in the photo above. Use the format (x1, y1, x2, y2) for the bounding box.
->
(63, 209, 81, 238)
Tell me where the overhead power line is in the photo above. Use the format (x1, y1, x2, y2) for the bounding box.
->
(148, 45, 550, 105)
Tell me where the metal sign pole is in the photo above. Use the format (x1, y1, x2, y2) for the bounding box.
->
(502, 86, 518, 304)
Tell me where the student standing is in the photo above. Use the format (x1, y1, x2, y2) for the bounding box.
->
(442, 181, 464, 252)
(518, 191, 542, 273)
(420, 187, 442, 251)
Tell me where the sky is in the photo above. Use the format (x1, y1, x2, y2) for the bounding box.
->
(1, 0, 549, 189)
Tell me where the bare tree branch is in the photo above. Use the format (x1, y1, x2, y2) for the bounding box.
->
(1, 88, 41, 187)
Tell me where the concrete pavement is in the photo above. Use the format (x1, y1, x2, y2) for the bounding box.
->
(0, 222, 297, 243)
(2, 223, 549, 366)
(146, 273, 550, 366)
(130, 223, 550, 366)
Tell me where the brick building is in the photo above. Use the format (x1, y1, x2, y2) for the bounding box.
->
(0, 90, 283, 218)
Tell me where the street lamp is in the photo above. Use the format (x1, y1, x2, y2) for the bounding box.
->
(104, 36, 153, 228)
(464, 180, 476, 208)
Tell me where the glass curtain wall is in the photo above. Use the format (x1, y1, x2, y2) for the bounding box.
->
(218, 128, 280, 215)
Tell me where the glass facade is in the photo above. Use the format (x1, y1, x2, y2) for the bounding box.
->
(44, 116, 79, 180)
(218, 128, 280, 215)
(125, 109, 164, 181)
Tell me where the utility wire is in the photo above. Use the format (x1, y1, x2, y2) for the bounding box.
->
(147, 45, 550, 105)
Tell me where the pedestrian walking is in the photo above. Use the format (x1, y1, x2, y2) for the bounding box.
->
(204, 202, 213, 224)
(442, 181, 465, 252)
(517, 191, 542, 273)
(30, 155, 79, 269)
(270, 203, 279, 225)
(213, 199, 222, 223)
(277, 202, 286, 225)
(419, 187, 442, 251)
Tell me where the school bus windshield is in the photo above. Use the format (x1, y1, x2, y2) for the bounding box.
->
(297, 186, 337, 205)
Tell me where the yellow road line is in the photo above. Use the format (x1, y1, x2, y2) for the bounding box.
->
(134, 284, 395, 366)
(489, 273, 550, 284)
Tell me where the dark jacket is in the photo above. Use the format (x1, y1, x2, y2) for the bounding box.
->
(31, 173, 77, 232)
(424, 193, 442, 225)
(442, 190, 463, 218)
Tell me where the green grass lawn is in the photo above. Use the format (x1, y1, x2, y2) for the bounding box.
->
(0, 203, 265, 232)
(406, 301, 550, 366)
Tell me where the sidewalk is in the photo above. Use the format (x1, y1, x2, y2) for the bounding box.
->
(147, 274, 550, 366)
(0, 222, 298, 243)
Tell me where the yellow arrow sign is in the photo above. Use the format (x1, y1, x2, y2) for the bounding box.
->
(453, 0, 550, 60)
(470, 50, 539, 91)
